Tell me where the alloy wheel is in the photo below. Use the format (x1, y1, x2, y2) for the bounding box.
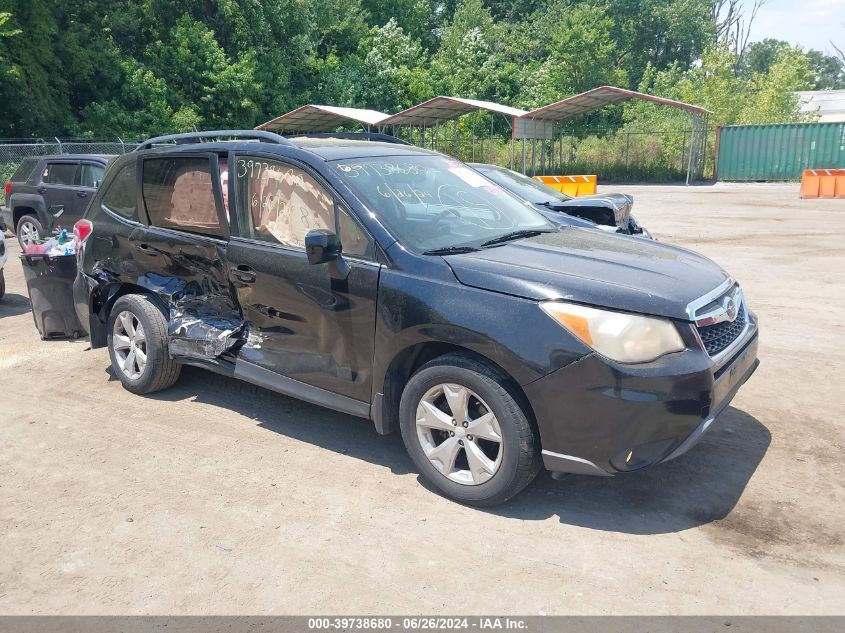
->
(415, 383, 504, 485)
(112, 311, 147, 380)
(19, 221, 40, 248)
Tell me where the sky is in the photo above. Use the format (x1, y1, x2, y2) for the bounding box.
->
(743, 0, 844, 54)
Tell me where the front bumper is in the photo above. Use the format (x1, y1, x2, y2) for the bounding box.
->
(525, 321, 759, 476)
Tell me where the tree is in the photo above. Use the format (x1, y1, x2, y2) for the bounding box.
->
(607, 0, 715, 86)
(432, 0, 518, 101)
(629, 44, 812, 128)
(805, 50, 845, 90)
(539, 3, 626, 98)
(741, 38, 790, 76)
(739, 46, 814, 123)
(361, 0, 436, 48)
(434, 0, 495, 66)
(0, 0, 827, 141)
(361, 18, 432, 112)
(0, 0, 68, 136)
(148, 15, 261, 128)
(711, 0, 768, 67)
(742, 40, 844, 90)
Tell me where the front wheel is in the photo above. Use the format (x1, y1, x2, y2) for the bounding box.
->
(0, 269, 5, 299)
(107, 294, 181, 394)
(399, 353, 541, 506)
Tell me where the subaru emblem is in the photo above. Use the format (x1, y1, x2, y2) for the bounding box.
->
(724, 296, 738, 321)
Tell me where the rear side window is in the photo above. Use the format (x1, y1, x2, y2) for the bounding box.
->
(11, 158, 37, 182)
(100, 163, 139, 221)
(143, 157, 222, 238)
(80, 163, 105, 188)
(44, 163, 78, 185)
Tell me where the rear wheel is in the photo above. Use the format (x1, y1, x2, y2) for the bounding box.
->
(16, 215, 44, 249)
(0, 269, 5, 299)
(107, 294, 181, 394)
(399, 353, 541, 506)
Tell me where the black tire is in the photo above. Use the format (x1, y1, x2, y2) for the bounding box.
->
(0, 269, 5, 299)
(107, 294, 181, 394)
(16, 214, 45, 249)
(399, 352, 541, 506)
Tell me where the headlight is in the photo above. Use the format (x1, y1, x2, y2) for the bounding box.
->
(540, 301, 685, 363)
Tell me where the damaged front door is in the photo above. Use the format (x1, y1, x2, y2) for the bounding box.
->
(228, 154, 379, 406)
(134, 153, 245, 360)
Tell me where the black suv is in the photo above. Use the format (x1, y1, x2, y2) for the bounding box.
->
(2, 154, 113, 248)
(73, 131, 759, 506)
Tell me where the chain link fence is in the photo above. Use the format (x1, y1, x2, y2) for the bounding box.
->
(400, 127, 716, 182)
(1, 139, 136, 205)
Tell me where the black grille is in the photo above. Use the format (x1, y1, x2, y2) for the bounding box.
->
(697, 307, 747, 356)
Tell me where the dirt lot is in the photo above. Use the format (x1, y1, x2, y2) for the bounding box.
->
(1, 183, 844, 615)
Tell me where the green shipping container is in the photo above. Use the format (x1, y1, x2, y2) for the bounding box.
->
(716, 122, 845, 181)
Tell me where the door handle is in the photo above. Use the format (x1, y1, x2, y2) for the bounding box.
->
(76, 191, 88, 198)
(37, 187, 47, 194)
(230, 265, 257, 284)
(134, 243, 159, 256)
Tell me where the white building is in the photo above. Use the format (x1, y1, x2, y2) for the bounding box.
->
(796, 89, 845, 122)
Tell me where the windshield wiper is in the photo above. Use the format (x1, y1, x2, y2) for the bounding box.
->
(422, 245, 479, 255)
(480, 229, 554, 248)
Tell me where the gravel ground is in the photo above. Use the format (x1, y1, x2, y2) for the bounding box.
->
(0, 183, 843, 614)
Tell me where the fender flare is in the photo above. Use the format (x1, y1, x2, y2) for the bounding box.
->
(10, 194, 50, 229)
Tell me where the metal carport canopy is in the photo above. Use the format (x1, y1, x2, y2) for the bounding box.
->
(255, 105, 390, 133)
(380, 96, 527, 126)
(521, 86, 711, 121)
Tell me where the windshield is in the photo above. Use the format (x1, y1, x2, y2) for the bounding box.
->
(333, 155, 553, 253)
(471, 164, 572, 205)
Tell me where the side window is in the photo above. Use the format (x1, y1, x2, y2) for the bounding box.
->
(80, 163, 105, 188)
(44, 163, 78, 185)
(338, 206, 374, 260)
(143, 157, 222, 238)
(100, 163, 139, 221)
(235, 157, 334, 249)
(11, 158, 38, 182)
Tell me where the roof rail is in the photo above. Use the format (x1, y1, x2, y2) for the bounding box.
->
(286, 132, 410, 145)
(135, 130, 296, 151)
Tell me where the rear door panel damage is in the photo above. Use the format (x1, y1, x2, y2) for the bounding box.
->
(84, 151, 247, 361)
(86, 226, 248, 360)
(128, 226, 246, 360)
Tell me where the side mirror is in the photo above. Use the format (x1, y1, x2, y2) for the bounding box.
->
(305, 229, 342, 265)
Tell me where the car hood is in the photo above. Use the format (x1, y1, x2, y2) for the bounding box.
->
(443, 228, 730, 320)
(545, 193, 633, 227)
(537, 208, 597, 229)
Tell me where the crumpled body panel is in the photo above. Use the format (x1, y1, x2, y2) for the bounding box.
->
(85, 223, 247, 360)
(136, 271, 244, 359)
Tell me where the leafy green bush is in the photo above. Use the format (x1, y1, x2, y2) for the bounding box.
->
(0, 162, 18, 206)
